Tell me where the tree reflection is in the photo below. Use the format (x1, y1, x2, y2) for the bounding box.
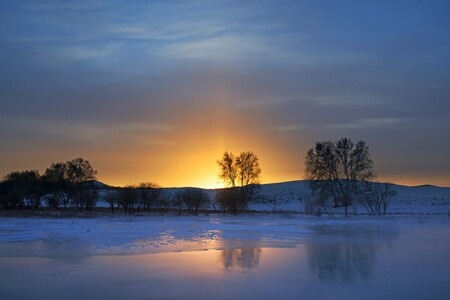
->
(307, 226, 396, 282)
(220, 248, 262, 269)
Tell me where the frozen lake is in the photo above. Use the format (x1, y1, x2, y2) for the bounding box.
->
(1, 215, 449, 299)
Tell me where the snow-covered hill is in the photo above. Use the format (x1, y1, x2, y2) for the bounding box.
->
(96, 180, 450, 215)
(248, 181, 450, 214)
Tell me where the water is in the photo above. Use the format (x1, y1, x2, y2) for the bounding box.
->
(1, 216, 449, 299)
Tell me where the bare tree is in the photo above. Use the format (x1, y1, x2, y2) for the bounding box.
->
(118, 186, 137, 215)
(176, 188, 210, 215)
(236, 151, 261, 187)
(66, 158, 97, 184)
(217, 152, 238, 187)
(65, 158, 97, 210)
(360, 182, 397, 215)
(171, 190, 186, 215)
(305, 138, 374, 216)
(137, 182, 162, 211)
(105, 189, 119, 214)
(217, 151, 262, 214)
(44, 162, 70, 209)
(2, 170, 42, 209)
(216, 187, 249, 215)
(218, 151, 261, 187)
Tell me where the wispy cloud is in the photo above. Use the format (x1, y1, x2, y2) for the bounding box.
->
(273, 118, 409, 132)
(11, 0, 103, 12)
(272, 125, 305, 132)
(330, 118, 409, 130)
(52, 121, 173, 144)
(110, 20, 235, 41)
(161, 34, 281, 63)
(59, 44, 119, 61)
(0, 116, 173, 147)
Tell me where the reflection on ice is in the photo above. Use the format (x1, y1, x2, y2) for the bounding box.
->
(306, 226, 397, 282)
(1, 216, 449, 300)
(220, 248, 262, 269)
(307, 243, 376, 281)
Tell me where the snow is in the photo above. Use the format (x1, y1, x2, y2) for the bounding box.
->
(95, 181, 450, 215)
(1, 187, 450, 300)
(2, 181, 449, 256)
(231, 181, 450, 214)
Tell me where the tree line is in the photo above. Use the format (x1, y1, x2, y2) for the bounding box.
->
(104, 185, 211, 216)
(0, 139, 396, 215)
(0, 158, 97, 210)
(0, 157, 214, 215)
(93, 150, 262, 215)
(0, 150, 263, 215)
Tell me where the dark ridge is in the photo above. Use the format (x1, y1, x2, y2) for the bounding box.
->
(412, 184, 440, 188)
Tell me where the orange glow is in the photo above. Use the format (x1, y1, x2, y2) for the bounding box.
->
(377, 175, 450, 188)
(2, 73, 448, 189)
(79, 86, 309, 188)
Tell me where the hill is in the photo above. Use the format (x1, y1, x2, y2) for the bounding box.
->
(95, 180, 450, 215)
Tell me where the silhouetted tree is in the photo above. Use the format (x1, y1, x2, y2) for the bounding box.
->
(118, 186, 137, 215)
(0, 180, 9, 209)
(360, 182, 397, 215)
(2, 170, 41, 209)
(236, 151, 261, 187)
(305, 138, 374, 216)
(217, 152, 238, 187)
(171, 190, 186, 215)
(30, 175, 48, 210)
(65, 158, 97, 210)
(104, 189, 119, 214)
(44, 162, 70, 209)
(217, 151, 261, 214)
(81, 183, 99, 210)
(218, 151, 261, 188)
(137, 182, 162, 211)
(216, 187, 244, 215)
(156, 190, 172, 211)
(175, 188, 210, 215)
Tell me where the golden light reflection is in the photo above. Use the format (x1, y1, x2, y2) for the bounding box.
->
(126, 248, 265, 276)
(101, 247, 302, 278)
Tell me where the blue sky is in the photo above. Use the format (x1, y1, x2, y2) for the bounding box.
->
(1, 0, 449, 186)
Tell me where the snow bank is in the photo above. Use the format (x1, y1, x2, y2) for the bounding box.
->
(248, 181, 450, 214)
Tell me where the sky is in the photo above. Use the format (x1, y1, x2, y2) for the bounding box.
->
(1, 0, 449, 188)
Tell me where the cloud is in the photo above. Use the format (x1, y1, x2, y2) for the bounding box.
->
(324, 118, 409, 130)
(1, 0, 450, 186)
(10, 0, 103, 12)
(109, 20, 235, 41)
(161, 34, 284, 63)
(54, 44, 120, 63)
(272, 125, 305, 132)
(0, 115, 173, 148)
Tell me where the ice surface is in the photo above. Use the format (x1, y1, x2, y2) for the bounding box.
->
(1, 215, 449, 300)
(0, 215, 314, 255)
(1, 182, 450, 299)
